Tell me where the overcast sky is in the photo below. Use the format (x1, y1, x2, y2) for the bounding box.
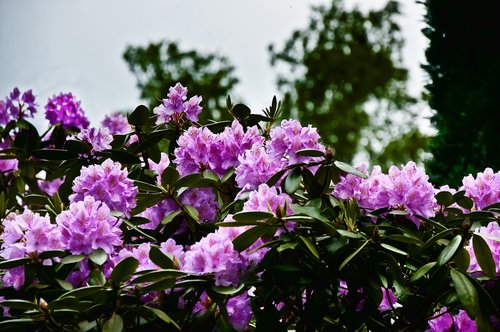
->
(0, 0, 429, 129)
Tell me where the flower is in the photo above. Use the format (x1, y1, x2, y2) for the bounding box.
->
(0, 87, 37, 124)
(70, 159, 138, 216)
(426, 307, 476, 332)
(75, 127, 113, 152)
(56, 196, 122, 255)
(154, 83, 203, 124)
(466, 221, 500, 274)
(45, 92, 89, 129)
(227, 292, 253, 330)
(174, 126, 215, 176)
(461, 168, 500, 210)
(148, 152, 170, 183)
(38, 178, 65, 196)
(101, 112, 132, 134)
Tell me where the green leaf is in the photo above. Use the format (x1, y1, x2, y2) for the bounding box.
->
(221, 168, 236, 183)
(140, 278, 176, 292)
(454, 247, 471, 272)
(472, 234, 496, 279)
(132, 269, 185, 284)
(435, 191, 454, 206)
(411, 262, 436, 282)
(298, 235, 320, 259)
(336, 229, 362, 239)
(102, 313, 123, 332)
(232, 211, 275, 222)
(149, 246, 174, 269)
(456, 196, 474, 210)
(284, 168, 302, 194)
(0, 318, 38, 329)
(123, 219, 157, 242)
(295, 148, 325, 157)
(291, 204, 329, 223)
(110, 257, 139, 284)
(211, 283, 245, 295)
(161, 166, 180, 187)
(89, 249, 108, 266)
(266, 169, 287, 187)
(146, 306, 181, 330)
(384, 234, 423, 245)
(64, 139, 92, 153)
(134, 180, 162, 193)
(60, 254, 86, 265)
(103, 149, 141, 164)
(59, 285, 103, 299)
(56, 278, 74, 291)
(23, 194, 50, 206)
(231, 103, 251, 118)
(203, 169, 220, 182)
(380, 243, 407, 256)
(0, 257, 32, 269)
(161, 209, 182, 225)
(0, 299, 39, 310)
(340, 240, 369, 270)
(31, 149, 77, 160)
(334, 161, 368, 179)
(128, 105, 150, 126)
(38, 250, 67, 260)
(450, 268, 479, 318)
(184, 204, 200, 222)
(233, 226, 274, 252)
(277, 242, 298, 252)
(437, 235, 462, 266)
(174, 173, 203, 188)
(421, 228, 454, 252)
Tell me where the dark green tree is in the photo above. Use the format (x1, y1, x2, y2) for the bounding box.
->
(269, 0, 428, 166)
(123, 40, 239, 122)
(423, 1, 500, 187)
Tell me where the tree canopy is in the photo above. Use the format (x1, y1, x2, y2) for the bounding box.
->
(269, 0, 428, 166)
(123, 41, 239, 122)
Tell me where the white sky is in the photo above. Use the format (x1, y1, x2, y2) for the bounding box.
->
(0, 0, 430, 129)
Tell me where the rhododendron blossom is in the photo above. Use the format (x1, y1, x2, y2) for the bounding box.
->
(45, 92, 89, 129)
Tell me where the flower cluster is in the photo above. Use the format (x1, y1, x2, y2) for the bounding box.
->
(70, 159, 138, 216)
(154, 83, 203, 124)
(466, 221, 500, 274)
(57, 196, 122, 255)
(0, 87, 37, 124)
(334, 161, 436, 225)
(101, 112, 132, 134)
(426, 307, 476, 332)
(45, 92, 90, 129)
(174, 120, 263, 178)
(0, 210, 62, 289)
(461, 168, 500, 210)
(75, 127, 113, 152)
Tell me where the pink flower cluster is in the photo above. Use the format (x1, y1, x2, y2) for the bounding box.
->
(174, 120, 263, 178)
(75, 127, 113, 152)
(101, 112, 132, 134)
(461, 168, 500, 210)
(45, 92, 90, 129)
(57, 196, 123, 255)
(154, 83, 203, 124)
(0, 210, 62, 289)
(0, 87, 37, 124)
(70, 159, 138, 216)
(426, 307, 476, 332)
(334, 161, 436, 225)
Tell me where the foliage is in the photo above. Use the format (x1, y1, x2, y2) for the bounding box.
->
(0, 85, 499, 331)
(422, 1, 500, 187)
(123, 40, 239, 122)
(269, 0, 428, 166)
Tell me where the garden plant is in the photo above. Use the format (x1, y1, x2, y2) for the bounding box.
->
(0, 84, 498, 331)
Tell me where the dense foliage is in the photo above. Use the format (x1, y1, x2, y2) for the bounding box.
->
(423, 1, 500, 187)
(0, 85, 499, 331)
(269, 0, 428, 166)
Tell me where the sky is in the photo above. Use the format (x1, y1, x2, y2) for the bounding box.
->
(0, 0, 430, 129)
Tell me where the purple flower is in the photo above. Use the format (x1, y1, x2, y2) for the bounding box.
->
(227, 292, 253, 331)
(75, 127, 113, 152)
(378, 287, 397, 312)
(45, 92, 90, 129)
(101, 112, 132, 134)
(38, 178, 65, 196)
(160, 239, 186, 269)
(174, 126, 215, 176)
(154, 83, 203, 124)
(0, 158, 18, 174)
(466, 221, 500, 275)
(56, 196, 122, 255)
(0, 87, 37, 124)
(461, 168, 500, 210)
(70, 159, 138, 216)
(218, 121, 264, 171)
(426, 307, 476, 332)
(148, 152, 170, 183)
(244, 183, 293, 215)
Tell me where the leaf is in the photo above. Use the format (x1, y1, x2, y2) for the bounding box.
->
(103, 149, 141, 164)
(421, 229, 454, 252)
(60, 254, 86, 265)
(56, 278, 74, 291)
(161, 166, 180, 187)
(0, 299, 39, 310)
(140, 278, 176, 292)
(334, 161, 368, 179)
(231, 103, 251, 119)
(336, 229, 362, 239)
(454, 247, 471, 272)
(298, 235, 320, 259)
(340, 240, 369, 270)
(132, 269, 185, 284)
(211, 283, 245, 295)
(64, 139, 92, 153)
(411, 262, 436, 282)
(450, 268, 479, 318)
(149, 246, 174, 269)
(384, 234, 423, 245)
(0, 257, 32, 269)
(102, 313, 124, 332)
(456, 196, 474, 210)
(266, 169, 287, 187)
(437, 235, 462, 266)
(146, 306, 181, 330)
(277, 242, 298, 252)
(161, 209, 182, 225)
(284, 168, 302, 194)
(233, 226, 274, 252)
(31, 149, 77, 160)
(380, 243, 407, 256)
(23, 194, 50, 206)
(59, 285, 103, 299)
(221, 168, 235, 183)
(232, 211, 275, 222)
(38, 250, 67, 260)
(89, 249, 108, 266)
(203, 169, 220, 182)
(174, 173, 203, 188)
(110, 257, 139, 284)
(435, 191, 454, 206)
(184, 205, 200, 222)
(472, 234, 496, 279)
(295, 148, 325, 157)
(128, 105, 150, 126)
(134, 180, 162, 193)
(0, 319, 38, 329)
(291, 204, 329, 223)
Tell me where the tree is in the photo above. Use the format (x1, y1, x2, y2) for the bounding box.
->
(269, 0, 427, 166)
(123, 40, 239, 122)
(423, 1, 500, 187)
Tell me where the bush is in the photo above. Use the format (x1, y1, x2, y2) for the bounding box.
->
(0, 84, 498, 331)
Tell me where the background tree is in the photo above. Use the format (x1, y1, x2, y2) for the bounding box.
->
(123, 40, 239, 122)
(269, 0, 428, 166)
(423, 1, 500, 187)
